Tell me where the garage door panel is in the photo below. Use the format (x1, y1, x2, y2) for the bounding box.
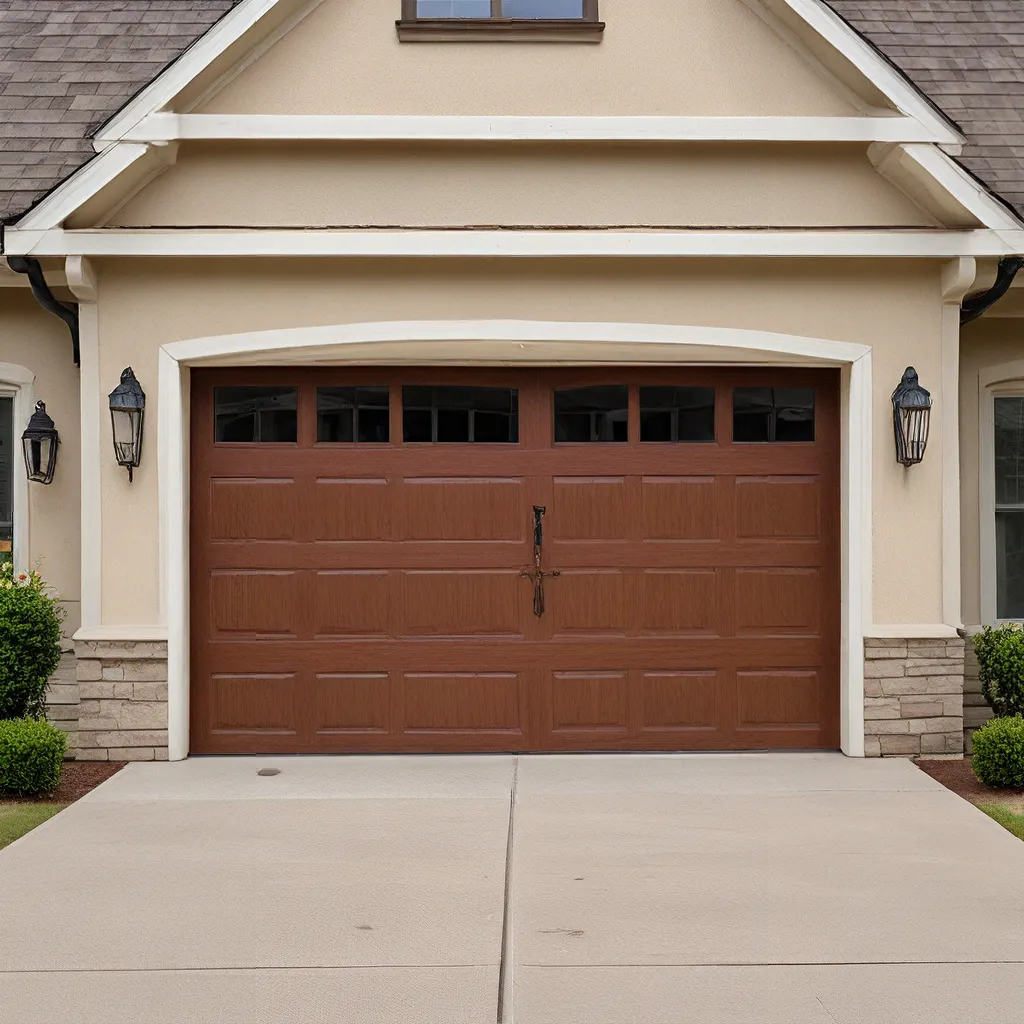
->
(735, 477, 821, 539)
(641, 477, 719, 540)
(640, 670, 721, 732)
(401, 570, 524, 637)
(209, 478, 297, 540)
(552, 477, 630, 541)
(551, 571, 630, 636)
(208, 673, 301, 736)
(313, 478, 390, 541)
(402, 672, 524, 733)
(209, 570, 302, 638)
(640, 569, 721, 636)
(314, 673, 390, 735)
(314, 570, 390, 638)
(736, 669, 822, 729)
(402, 478, 525, 541)
(550, 671, 630, 733)
(735, 569, 821, 637)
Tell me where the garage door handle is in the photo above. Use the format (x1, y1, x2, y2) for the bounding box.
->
(522, 506, 560, 616)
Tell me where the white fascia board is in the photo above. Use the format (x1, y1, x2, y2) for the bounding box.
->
(5, 228, 1020, 259)
(95, 0, 287, 146)
(13, 145, 150, 231)
(763, 0, 963, 147)
(115, 113, 950, 145)
(896, 144, 1024, 233)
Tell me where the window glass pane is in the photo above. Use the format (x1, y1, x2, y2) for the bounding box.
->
(502, 0, 584, 16)
(317, 387, 389, 443)
(402, 386, 518, 443)
(416, 0, 491, 15)
(0, 397, 13, 562)
(640, 387, 715, 443)
(997, 508, 1024, 618)
(554, 386, 628, 442)
(994, 397, 1024, 506)
(215, 387, 297, 443)
(733, 387, 814, 443)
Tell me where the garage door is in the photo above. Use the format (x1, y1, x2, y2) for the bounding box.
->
(190, 367, 840, 753)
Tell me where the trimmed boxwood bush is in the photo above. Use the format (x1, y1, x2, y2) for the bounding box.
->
(973, 624, 1024, 719)
(0, 563, 64, 720)
(0, 718, 67, 796)
(972, 715, 1024, 789)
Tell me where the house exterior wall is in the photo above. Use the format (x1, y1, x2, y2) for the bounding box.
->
(195, 0, 867, 118)
(100, 142, 938, 230)
(0, 288, 82, 637)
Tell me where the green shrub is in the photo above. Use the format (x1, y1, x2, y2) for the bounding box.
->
(973, 625, 1024, 718)
(972, 715, 1024, 789)
(0, 718, 66, 796)
(0, 564, 64, 720)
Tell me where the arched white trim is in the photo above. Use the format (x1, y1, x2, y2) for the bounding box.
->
(158, 320, 871, 761)
(0, 363, 35, 572)
(978, 359, 1024, 625)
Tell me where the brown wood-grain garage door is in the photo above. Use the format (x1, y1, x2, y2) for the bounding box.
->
(190, 367, 840, 753)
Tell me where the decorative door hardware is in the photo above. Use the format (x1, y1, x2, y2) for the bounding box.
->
(521, 505, 560, 617)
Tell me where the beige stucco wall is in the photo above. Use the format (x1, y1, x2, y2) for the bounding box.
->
(101, 142, 937, 230)
(0, 288, 81, 636)
(91, 256, 945, 629)
(198, 0, 864, 117)
(960, 315, 1024, 627)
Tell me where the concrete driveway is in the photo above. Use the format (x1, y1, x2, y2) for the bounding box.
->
(2, 754, 1023, 1023)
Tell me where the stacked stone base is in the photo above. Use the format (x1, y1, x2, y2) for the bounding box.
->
(74, 640, 169, 761)
(46, 651, 79, 753)
(864, 637, 965, 757)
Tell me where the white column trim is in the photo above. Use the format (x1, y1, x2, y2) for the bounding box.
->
(158, 320, 873, 760)
(0, 362, 35, 572)
(66, 256, 101, 629)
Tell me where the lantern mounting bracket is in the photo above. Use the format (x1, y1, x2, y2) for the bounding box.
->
(5, 256, 80, 366)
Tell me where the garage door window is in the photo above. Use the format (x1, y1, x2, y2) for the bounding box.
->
(403, 386, 519, 443)
(554, 386, 628, 442)
(318, 387, 390, 443)
(215, 387, 297, 443)
(640, 386, 715, 442)
(734, 387, 815, 443)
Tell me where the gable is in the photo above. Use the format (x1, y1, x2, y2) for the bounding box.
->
(196, 0, 867, 117)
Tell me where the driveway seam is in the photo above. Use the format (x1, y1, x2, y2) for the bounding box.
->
(497, 754, 519, 1024)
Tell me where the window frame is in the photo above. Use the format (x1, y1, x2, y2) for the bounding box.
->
(982, 383, 1024, 624)
(397, 0, 603, 41)
(0, 363, 35, 571)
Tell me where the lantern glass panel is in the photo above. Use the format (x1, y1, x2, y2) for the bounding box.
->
(898, 406, 930, 465)
(111, 408, 141, 465)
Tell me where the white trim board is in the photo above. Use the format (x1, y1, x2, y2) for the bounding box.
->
(158, 319, 871, 760)
(112, 113, 951, 144)
(6, 228, 1022, 259)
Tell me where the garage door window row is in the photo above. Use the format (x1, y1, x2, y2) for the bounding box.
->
(213, 384, 815, 445)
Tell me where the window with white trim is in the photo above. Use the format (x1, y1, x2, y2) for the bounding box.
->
(994, 395, 1024, 618)
(0, 396, 13, 563)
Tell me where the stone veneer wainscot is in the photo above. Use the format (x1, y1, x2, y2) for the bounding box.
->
(863, 637, 965, 757)
(74, 639, 168, 761)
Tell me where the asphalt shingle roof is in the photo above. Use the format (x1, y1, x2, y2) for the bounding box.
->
(0, 0, 237, 223)
(828, 0, 1024, 216)
(0, 1, 1023, 223)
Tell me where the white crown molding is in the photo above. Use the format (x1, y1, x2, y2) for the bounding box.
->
(4, 227, 1021, 259)
(109, 113, 952, 145)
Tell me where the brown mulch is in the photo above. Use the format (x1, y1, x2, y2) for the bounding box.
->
(1, 760, 126, 804)
(916, 757, 1024, 802)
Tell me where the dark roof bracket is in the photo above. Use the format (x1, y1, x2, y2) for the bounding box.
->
(5, 255, 80, 366)
(961, 256, 1024, 326)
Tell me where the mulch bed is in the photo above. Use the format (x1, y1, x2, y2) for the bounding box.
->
(916, 757, 1024, 802)
(1, 761, 126, 804)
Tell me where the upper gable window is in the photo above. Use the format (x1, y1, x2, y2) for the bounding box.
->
(398, 0, 603, 41)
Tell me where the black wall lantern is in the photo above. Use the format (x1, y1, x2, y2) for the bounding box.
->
(109, 367, 146, 482)
(892, 366, 932, 467)
(21, 401, 59, 485)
